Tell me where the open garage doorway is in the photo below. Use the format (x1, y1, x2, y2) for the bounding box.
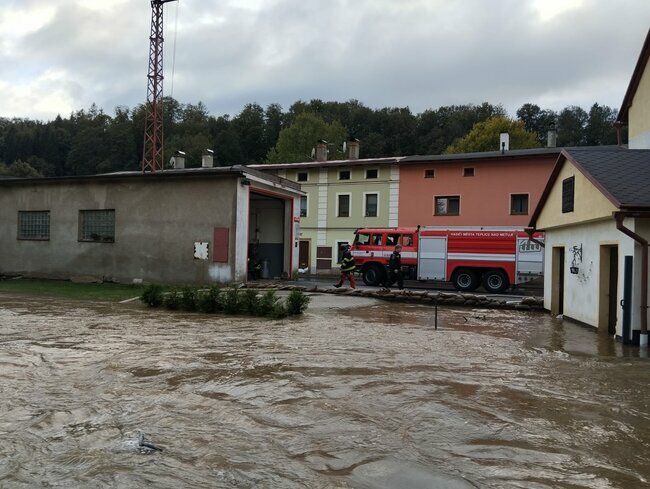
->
(249, 192, 291, 280)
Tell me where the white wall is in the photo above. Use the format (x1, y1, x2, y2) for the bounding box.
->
(543, 219, 636, 335)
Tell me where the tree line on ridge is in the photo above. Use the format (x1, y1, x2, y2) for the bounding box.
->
(0, 99, 621, 177)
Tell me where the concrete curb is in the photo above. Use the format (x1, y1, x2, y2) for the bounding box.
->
(244, 282, 544, 311)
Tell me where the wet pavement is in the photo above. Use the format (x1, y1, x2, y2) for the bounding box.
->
(1, 291, 649, 488)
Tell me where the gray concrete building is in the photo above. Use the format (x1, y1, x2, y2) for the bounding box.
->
(0, 166, 303, 285)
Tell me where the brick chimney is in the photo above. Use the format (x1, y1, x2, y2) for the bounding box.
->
(347, 138, 360, 160)
(315, 140, 328, 162)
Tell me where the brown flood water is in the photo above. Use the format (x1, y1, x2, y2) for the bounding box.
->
(1, 292, 649, 489)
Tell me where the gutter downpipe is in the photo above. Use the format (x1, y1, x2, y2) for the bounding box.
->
(614, 212, 648, 347)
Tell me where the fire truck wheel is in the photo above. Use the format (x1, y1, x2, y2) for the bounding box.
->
(482, 269, 509, 293)
(451, 268, 480, 292)
(363, 264, 387, 286)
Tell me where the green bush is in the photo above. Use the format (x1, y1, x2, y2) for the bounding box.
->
(222, 286, 241, 314)
(196, 286, 221, 313)
(180, 286, 197, 311)
(257, 290, 279, 316)
(240, 289, 260, 315)
(164, 288, 182, 310)
(285, 290, 310, 315)
(270, 302, 289, 319)
(141, 284, 164, 308)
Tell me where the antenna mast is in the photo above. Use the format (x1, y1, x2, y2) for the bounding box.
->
(142, 0, 178, 173)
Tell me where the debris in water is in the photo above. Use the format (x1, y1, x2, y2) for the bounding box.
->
(139, 431, 163, 452)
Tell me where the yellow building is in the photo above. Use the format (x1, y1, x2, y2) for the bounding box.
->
(529, 148, 650, 346)
(251, 142, 401, 273)
(616, 28, 650, 149)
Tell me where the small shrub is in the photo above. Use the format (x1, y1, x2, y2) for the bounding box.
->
(196, 286, 221, 313)
(270, 302, 289, 319)
(240, 289, 260, 315)
(285, 290, 310, 315)
(180, 286, 198, 311)
(164, 288, 182, 310)
(141, 284, 164, 308)
(222, 286, 241, 314)
(257, 290, 279, 317)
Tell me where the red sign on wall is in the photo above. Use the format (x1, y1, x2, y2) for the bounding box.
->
(213, 228, 229, 263)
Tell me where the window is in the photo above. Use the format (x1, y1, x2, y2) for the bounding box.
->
(339, 170, 350, 180)
(337, 194, 350, 217)
(372, 234, 383, 245)
(435, 196, 460, 216)
(354, 233, 370, 245)
(424, 169, 435, 178)
(300, 196, 308, 217)
(365, 169, 378, 179)
(387, 233, 400, 246)
(463, 167, 475, 177)
(18, 211, 50, 240)
(297, 171, 308, 182)
(402, 235, 414, 247)
(562, 176, 575, 213)
(510, 194, 529, 215)
(364, 193, 378, 217)
(79, 209, 115, 242)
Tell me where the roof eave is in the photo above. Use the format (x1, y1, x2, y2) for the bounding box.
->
(615, 28, 650, 126)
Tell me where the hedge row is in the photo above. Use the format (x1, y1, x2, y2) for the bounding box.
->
(140, 284, 310, 318)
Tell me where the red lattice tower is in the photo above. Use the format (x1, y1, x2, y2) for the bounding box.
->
(142, 0, 177, 173)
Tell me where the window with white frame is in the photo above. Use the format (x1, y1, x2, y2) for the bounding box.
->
(79, 209, 115, 242)
(339, 170, 351, 180)
(364, 193, 378, 217)
(337, 194, 351, 217)
(18, 211, 50, 240)
(300, 195, 308, 217)
(297, 171, 308, 182)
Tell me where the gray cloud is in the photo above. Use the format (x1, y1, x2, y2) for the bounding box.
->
(0, 0, 648, 120)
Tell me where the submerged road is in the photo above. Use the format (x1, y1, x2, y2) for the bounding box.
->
(0, 291, 648, 488)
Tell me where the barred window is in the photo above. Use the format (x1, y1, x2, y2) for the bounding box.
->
(79, 209, 115, 243)
(18, 211, 50, 240)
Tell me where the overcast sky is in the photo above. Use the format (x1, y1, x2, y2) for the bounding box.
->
(1, 0, 648, 121)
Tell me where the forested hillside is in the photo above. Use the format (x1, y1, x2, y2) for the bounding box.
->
(0, 99, 620, 177)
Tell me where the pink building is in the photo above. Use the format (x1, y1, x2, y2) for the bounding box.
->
(398, 148, 561, 227)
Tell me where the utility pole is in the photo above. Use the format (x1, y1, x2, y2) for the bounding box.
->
(142, 0, 178, 173)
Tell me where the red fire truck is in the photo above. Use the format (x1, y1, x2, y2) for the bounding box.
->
(350, 226, 544, 293)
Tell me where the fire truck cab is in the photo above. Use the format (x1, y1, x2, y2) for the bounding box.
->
(351, 226, 544, 293)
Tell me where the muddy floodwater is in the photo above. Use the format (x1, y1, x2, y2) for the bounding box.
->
(1, 292, 650, 489)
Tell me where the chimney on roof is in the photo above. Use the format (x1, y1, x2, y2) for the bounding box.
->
(547, 124, 557, 148)
(202, 149, 214, 168)
(347, 138, 360, 160)
(499, 132, 510, 154)
(170, 150, 186, 169)
(315, 140, 328, 162)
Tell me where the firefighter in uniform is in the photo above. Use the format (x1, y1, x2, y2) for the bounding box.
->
(334, 244, 356, 289)
(387, 244, 404, 290)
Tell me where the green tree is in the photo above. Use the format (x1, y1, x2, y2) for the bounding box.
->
(585, 103, 618, 146)
(267, 112, 347, 163)
(234, 103, 266, 163)
(516, 103, 557, 145)
(445, 116, 541, 154)
(556, 106, 588, 147)
(8, 159, 43, 177)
